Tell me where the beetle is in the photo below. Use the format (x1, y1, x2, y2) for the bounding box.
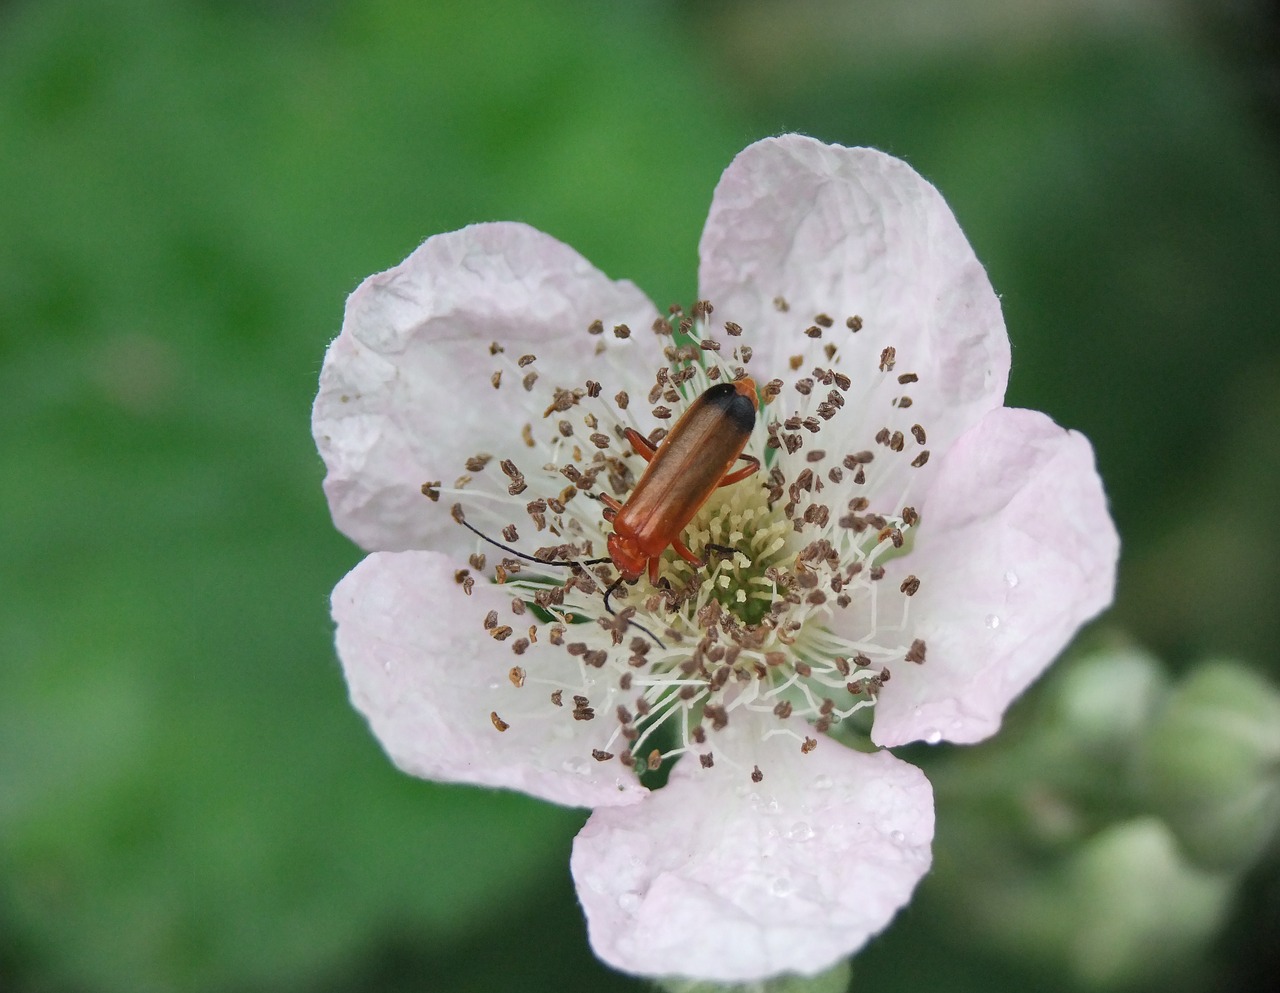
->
(449, 376, 761, 639)
(601, 376, 761, 585)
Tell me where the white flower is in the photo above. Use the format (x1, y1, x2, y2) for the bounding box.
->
(312, 135, 1119, 982)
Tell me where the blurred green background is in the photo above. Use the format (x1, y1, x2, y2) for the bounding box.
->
(3, 1, 1278, 991)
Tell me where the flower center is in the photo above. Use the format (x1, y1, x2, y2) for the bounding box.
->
(431, 301, 932, 783)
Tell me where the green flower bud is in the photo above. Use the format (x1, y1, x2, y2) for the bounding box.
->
(1137, 660, 1280, 872)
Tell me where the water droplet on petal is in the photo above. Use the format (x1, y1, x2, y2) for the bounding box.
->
(770, 875, 794, 897)
(985, 614, 1000, 629)
(1004, 570, 1019, 588)
(787, 821, 815, 842)
(812, 774, 833, 791)
(891, 829, 906, 843)
(618, 892, 642, 913)
(924, 728, 943, 744)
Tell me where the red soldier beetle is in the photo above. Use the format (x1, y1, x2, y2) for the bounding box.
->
(449, 376, 762, 643)
(600, 376, 761, 585)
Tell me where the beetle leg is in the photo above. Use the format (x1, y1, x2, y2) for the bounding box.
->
(623, 427, 659, 463)
(598, 492, 624, 520)
(669, 536, 707, 570)
(716, 454, 761, 487)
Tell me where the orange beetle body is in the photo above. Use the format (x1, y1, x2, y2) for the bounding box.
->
(601, 377, 761, 584)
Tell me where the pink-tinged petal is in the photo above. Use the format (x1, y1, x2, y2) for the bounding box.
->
(313, 222, 660, 554)
(699, 135, 1009, 507)
(571, 718, 933, 981)
(870, 408, 1119, 747)
(333, 550, 647, 808)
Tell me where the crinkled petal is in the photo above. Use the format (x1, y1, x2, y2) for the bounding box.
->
(571, 716, 933, 981)
(869, 407, 1119, 747)
(699, 135, 1009, 507)
(313, 222, 660, 554)
(332, 550, 647, 808)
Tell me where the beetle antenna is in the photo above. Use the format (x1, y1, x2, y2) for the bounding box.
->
(450, 504, 664, 649)
(450, 504, 611, 567)
(602, 577, 666, 649)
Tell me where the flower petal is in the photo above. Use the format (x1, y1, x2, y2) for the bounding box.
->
(699, 135, 1009, 507)
(313, 222, 660, 553)
(571, 718, 933, 981)
(870, 407, 1119, 747)
(332, 550, 647, 808)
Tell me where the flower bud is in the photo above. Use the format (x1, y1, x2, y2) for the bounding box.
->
(1137, 660, 1280, 872)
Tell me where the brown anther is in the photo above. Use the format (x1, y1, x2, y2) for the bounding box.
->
(454, 568, 470, 584)
(490, 626, 513, 641)
(878, 527, 904, 548)
(898, 372, 918, 384)
(483, 610, 498, 630)
(490, 371, 502, 389)
(789, 355, 803, 371)
(801, 737, 817, 754)
(587, 319, 604, 335)
(590, 432, 611, 450)
(869, 565, 885, 580)
(911, 450, 931, 468)
(508, 667, 526, 688)
(615, 390, 629, 409)
(700, 753, 714, 769)
(521, 423, 535, 447)
(421, 481, 441, 501)
(751, 765, 764, 783)
(724, 321, 742, 336)
(652, 406, 672, 420)
(490, 712, 510, 732)
(647, 749, 663, 771)
(905, 639, 927, 664)
(911, 424, 927, 445)
(461, 576, 475, 595)
(814, 313, 833, 328)
(902, 506, 919, 526)
(592, 749, 614, 762)
(652, 317, 673, 336)
(613, 324, 631, 339)
(805, 325, 823, 338)
(805, 449, 826, 463)
(511, 639, 529, 655)
(846, 315, 863, 331)
(896, 396, 913, 408)
(794, 661, 812, 677)
(551, 689, 563, 706)
(762, 379, 784, 402)
(502, 524, 519, 542)
(489, 341, 505, 355)
(700, 339, 721, 352)
(900, 575, 921, 596)
(844, 451, 874, 468)
(879, 346, 896, 372)
(522, 372, 538, 391)
(772, 700, 793, 719)
(773, 296, 790, 312)
(889, 431, 904, 452)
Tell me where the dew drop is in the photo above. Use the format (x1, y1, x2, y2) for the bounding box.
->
(924, 728, 943, 744)
(770, 875, 795, 898)
(985, 614, 1000, 629)
(891, 829, 906, 844)
(787, 821, 815, 842)
(618, 892, 642, 913)
(1004, 570, 1019, 588)
(812, 774, 833, 791)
